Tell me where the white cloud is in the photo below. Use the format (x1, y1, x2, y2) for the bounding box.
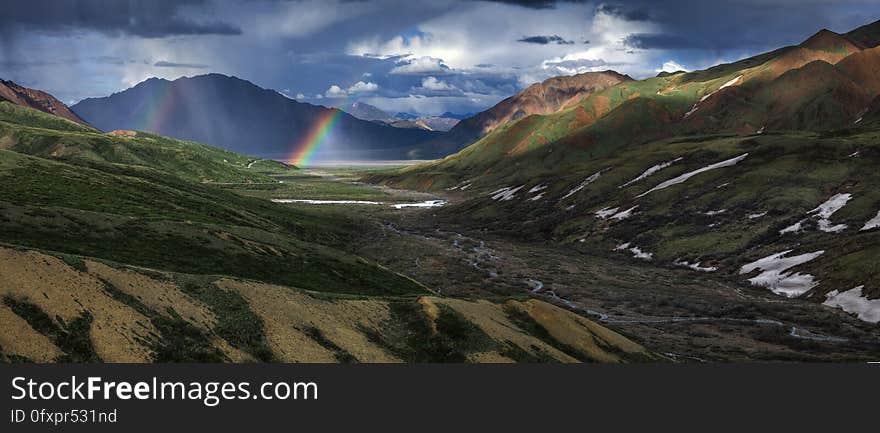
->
(390, 56, 451, 75)
(420, 76, 454, 91)
(324, 81, 379, 98)
(657, 60, 689, 73)
(325, 85, 347, 98)
(349, 81, 379, 92)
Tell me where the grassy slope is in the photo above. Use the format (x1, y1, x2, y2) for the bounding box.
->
(0, 97, 655, 363)
(0, 101, 290, 183)
(410, 128, 880, 301)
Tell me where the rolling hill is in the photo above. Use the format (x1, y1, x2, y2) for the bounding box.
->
(72, 74, 441, 162)
(0, 80, 90, 127)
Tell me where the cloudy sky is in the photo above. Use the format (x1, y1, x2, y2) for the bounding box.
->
(2, 0, 879, 116)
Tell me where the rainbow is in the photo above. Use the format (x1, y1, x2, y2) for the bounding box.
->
(133, 79, 177, 132)
(287, 107, 344, 166)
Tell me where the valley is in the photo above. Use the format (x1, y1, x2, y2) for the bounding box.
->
(2, 16, 880, 364)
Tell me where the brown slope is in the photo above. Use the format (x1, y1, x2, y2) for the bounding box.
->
(759, 60, 870, 130)
(799, 29, 862, 56)
(0, 80, 91, 126)
(836, 45, 880, 95)
(411, 70, 631, 158)
(469, 70, 633, 134)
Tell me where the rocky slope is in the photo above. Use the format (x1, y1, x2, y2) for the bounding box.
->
(0, 80, 91, 126)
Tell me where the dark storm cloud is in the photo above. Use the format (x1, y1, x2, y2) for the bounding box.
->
(481, 0, 585, 9)
(154, 61, 210, 69)
(0, 0, 241, 37)
(517, 35, 574, 45)
(611, 0, 880, 52)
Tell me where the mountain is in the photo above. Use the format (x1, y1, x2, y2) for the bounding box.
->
(72, 74, 441, 162)
(341, 103, 460, 132)
(1, 80, 90, 126)
(341, 101, 393, 122)
(395, 112, 419, 120)
(387, 116, 460, 132)
(409, 70, 632, 158)
(366, 18, 880, 315)
(439, 111, 476, 120)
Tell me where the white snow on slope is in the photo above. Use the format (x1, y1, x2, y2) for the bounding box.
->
(780, 220, 805, 234)
(683, 75, 742, 119)
(748, 212, 767, 219)
(739, 250, 824, 297)
(862, 211, 880, 231)
(781, 193, 852, 234)
(561, 171, 603, 200)
(824, 286, 880, 323)
(637, 154, 748, 198)
(391, 200, 447, 209)
(619, 157, 683, 188)
(529, 192, 545, 201)
(810, 193, 851, 220)
(595, 207, 619, 218)
(704, 209, 726, 216)
(611, 206, 639, 221)
(272, 199, 447, 209)
(528, 184, 547, 193)
(490, 185, 525, 201)
(614, 242, 653, 260)
(674, 259, 718, 272)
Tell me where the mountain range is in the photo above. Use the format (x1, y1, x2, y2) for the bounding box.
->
(71, 74, 440, 162)
(341, 101, 461, 132)
(370, 19, 880, 315)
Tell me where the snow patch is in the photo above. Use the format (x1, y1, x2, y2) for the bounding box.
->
(528, 184, 547, 193)
(824, 286, 880, 323)
(529, 192, 545, 201)
(561, 171, 604, 200)
(637, 154, 748, 198)
(490, 185, 525, 201)
(704, 209, 726, 216)
(777, 194, 852, 235)
(683, 75, 742, 119)
(739, 250, 824, 297)
(861, 211, 880, 231)
(595, 207, 619, 218)
(614, 242, 653, 261)
(391, 200, 447, 209)
(611, 205, 639, 221)
(674, 259, 718, 272)
(748, 212, 767, 219)
(272, 199, 447, 209)
(619, 157, 683, 188)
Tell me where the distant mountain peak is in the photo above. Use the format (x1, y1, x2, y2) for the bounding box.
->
(800, 28, 860, 53)
(71, 74, 439, 161)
